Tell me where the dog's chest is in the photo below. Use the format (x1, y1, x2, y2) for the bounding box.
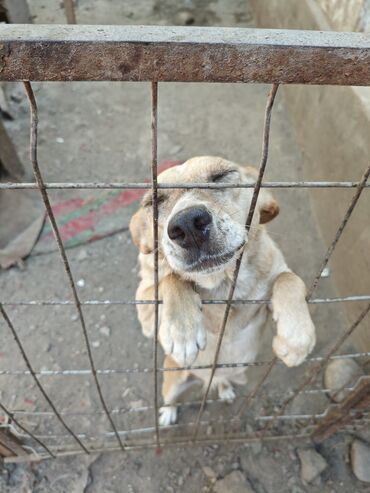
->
(197, 265, 271, 336)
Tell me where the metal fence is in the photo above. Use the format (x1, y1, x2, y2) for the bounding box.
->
(0, 23, 369, 462)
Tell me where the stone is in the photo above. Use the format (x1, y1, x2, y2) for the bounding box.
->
(351, 439, 370, 483)
(213, 471, 255, 493)
(99, 326, 111, 337)
(129, 399, 145, 409)
(76, 249, 88, 261)
(298, 448, 328, 483)
(176, 10, 195, 25)
(202, 466, 217, 480)
(324, 359, 364, 402)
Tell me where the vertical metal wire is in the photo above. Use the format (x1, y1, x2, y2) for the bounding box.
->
(63, 0, 77, 24)
(0, 305, 89, 453)
(236, 356, 277, 418)
(307, 163, 370, 299)
(0, 401, 55, 458)
(151, 81, 160, 449)
(192, 84, 279, 441)
(22, 81, 125, 452)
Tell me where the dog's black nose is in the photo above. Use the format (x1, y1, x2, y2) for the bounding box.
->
(167, 206, 212, 249)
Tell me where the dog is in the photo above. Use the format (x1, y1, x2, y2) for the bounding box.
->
(130, 156, 316, 425)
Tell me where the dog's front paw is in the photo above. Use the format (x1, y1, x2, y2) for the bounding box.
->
(159, 314, 206, 367)
(159, 405, 177, 426)
(272, 311, 316, 367)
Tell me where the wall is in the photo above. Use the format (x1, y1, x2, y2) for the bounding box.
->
(250, 0, 370, 351)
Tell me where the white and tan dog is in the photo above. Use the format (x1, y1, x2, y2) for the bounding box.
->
(130, 156, 316, 425)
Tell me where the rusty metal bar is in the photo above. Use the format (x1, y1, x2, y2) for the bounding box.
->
(0, 401, 54, 457)
(192, 84, 279, 441)
(0, 304, 89, 454)
(63, 0, 77, 24)
(0, 180, 370, 190)
(150, 81, 160, 449)
(23, 81, 125, 453)
(4, 432, 313, 464)
(0, 429, 28, 458)
(312, 376, 370, 443)
(307, 162, 370, 299)
(1, 26, 370, 84)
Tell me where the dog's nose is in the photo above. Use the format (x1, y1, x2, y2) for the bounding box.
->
(167, 206, 212, 249)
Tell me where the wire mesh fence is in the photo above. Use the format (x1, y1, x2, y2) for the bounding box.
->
(0, 24, 369, 462)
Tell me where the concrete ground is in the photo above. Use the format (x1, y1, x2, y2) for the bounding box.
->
(0, 1, 369, 492)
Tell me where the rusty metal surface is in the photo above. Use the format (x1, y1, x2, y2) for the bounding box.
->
(312, 376, 370, 443)
(0, 25, 369, 84)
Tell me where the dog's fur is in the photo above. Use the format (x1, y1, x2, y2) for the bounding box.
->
(130, 156, 316, 425)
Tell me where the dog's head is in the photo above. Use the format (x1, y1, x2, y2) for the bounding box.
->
(130, 156, 279, 277)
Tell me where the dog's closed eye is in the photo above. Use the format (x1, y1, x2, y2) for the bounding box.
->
(210, 169, 239, 182)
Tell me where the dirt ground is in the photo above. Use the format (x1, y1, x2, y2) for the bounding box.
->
(0, 1, 369, 492)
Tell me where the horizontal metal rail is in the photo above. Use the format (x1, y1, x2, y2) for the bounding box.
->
(4, 433, 314, 464)
(0, 25, 369, 85)
(1, 181, 370, 190)
(1, 295, 369, 306)
(0, 353, 368, 377)
(5, 385, 361, 418)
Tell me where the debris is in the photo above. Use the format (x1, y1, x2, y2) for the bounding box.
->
(0, 215, 45, 269)
(297, 448, 328, 483)
(56, 137, 65, 143)
(324, 358, 364, 402)
(213, 471, 255, 493)
(122, 388, 131, 398)
(129, 399, 145, 409)
(0, 83, 13, 119)
(91, 341, 100, 348)
(176, 10, 195, 25)
(76, 249, 88, 261)
(351, 440, 370, 483)
(99, 326, 111, 337)
(77, 278, 85, 287)
(202, 466, 217, 480)
(320, 267, 331, 278)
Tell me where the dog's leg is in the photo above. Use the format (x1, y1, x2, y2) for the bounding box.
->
(217, 380, 236, 403)
(159, 274, 206, 367)
(159, 355, 196, 426)
(136, 281, 156, 338)
(271, 272, 316, 367)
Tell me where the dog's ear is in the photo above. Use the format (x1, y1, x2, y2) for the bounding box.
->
(258, 189, 280, 224)
(129, 207, 153, 254)
(243, 166, 279, 224)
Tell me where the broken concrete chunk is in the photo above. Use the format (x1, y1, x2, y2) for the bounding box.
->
(351, 440, 370, 483)
(297, 448, 328, 483)
(324, 359, 364, 402)
(213, 471, 255, 493)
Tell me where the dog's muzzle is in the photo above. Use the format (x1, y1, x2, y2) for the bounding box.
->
(167, 206, 212, 250)
(166, 205, 244, 273)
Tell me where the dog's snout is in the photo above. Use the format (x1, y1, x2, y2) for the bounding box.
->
(167, 206, 212, 249)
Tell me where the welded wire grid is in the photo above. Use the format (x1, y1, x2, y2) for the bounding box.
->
(0, 76, 369, 460)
